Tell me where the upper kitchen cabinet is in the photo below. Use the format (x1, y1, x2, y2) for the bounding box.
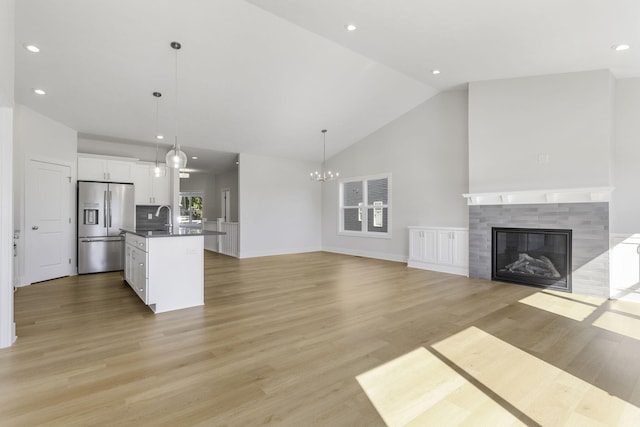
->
(78, 154, 135, 183)
(133, 163, 170, 206)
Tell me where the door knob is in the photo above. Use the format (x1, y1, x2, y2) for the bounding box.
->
(32, 226, 39, 230)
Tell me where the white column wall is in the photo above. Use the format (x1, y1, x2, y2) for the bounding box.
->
(613, 77, 640, 233)
(238, 153, 321, 258)
(0, 0, 15, 348)
(0, 108, 14, 348)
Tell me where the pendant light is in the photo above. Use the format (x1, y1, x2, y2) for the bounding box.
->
(310, 129, 339, 182)
(152, 91, 165, 178)
(166, 41, 187, 169)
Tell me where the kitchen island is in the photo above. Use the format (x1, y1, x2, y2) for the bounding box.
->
(122, 228, 225, 313)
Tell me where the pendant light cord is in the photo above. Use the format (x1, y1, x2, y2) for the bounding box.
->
(152, 91, 162, 171)
(174, 44, 179, 150)
(155, 96, 160, 166)
(322, 129, 327, 175)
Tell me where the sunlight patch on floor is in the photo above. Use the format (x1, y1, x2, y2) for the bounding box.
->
(608, 299, 640, 317)
(432, 326, 640, 426)
(593, 311, 640, 341)
(356, 347, 524, 427)
(518, 291, 604, 321)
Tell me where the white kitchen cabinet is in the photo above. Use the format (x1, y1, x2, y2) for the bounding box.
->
(131, 246, 149, 303)
(410, 228, 437, 263)
(125, 233, 149, 303)
(408, 226, 468, 276)
(124, 244, 132, 283)
(133, 163, 170, 205)
(78, 154, 135, 182)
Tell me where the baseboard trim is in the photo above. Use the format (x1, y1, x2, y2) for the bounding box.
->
(408, 259, 469, 277)
(322, 246, 407, 264)
(239, 246, 322, 259)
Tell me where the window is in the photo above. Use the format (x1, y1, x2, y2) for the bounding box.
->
(179, 192, 203, 228)
(339, 174, 391, 238)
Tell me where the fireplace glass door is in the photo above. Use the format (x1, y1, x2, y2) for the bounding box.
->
(492, 227, 572, 292)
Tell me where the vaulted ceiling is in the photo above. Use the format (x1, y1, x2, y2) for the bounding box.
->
(14, 0, 640, 170)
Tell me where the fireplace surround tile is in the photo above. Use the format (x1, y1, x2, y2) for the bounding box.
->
(469, 203, 609, 297)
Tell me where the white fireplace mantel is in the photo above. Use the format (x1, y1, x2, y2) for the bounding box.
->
(462, 187, 614, 206)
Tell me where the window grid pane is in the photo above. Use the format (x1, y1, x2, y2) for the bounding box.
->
(367, 178, 388, 204)
(343, 208, 362, 231)
(343, 181, 363, 206)
(367, 207, 388, 232)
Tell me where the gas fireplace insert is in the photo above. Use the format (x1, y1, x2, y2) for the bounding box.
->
(492, 227, 572, 292)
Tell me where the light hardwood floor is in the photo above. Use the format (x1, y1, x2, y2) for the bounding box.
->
(1, 251, 640, 426)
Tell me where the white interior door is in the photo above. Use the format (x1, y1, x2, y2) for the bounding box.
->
(221, 188, 230, 222)
(25, 160, 72, 283)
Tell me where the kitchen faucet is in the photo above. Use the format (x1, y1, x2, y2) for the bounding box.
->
(155, 205, 173, 229)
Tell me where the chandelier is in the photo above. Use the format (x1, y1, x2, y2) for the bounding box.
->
(310, 129, 339, 182)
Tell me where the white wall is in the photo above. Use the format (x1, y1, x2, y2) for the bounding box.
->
(613, 78, 640, 233)
(239, 153, 321, 258)
(0, 0, 13, 109)
(322, 90, 469, 262)
(214, 169, 239, 222)
(78, 135, 156, 162)
(468, 70, 614, 193)
(0, 0, 15, 348)
(13, 105, 78, 285)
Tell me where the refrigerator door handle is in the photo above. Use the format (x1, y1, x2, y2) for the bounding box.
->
(104, 191, 108, 228)
(108, 191, 113, 227)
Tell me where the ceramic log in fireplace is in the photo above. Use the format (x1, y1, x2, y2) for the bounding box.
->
(492, 227, 572, 292)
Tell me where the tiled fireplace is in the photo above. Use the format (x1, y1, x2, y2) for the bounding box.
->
(465, 189, 611, 297)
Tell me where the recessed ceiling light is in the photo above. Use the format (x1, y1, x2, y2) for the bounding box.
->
(156, 134, 164, 140)
(612, 44, 630, 51)
(33, 88, 46, 95)
(191, 156, 198, 160)
(345, 24, 357, 32)
(24, 44, 40, 53)
(432, 69, 441, 75)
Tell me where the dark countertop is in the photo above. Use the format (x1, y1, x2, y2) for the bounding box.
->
(121, 228, 226, 238)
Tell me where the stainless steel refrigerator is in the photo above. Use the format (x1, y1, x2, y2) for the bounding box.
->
(77, 181, 134, 274)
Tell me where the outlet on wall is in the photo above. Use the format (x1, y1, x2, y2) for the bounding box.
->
(148, 213, 153, 220)
(537, 153, 551, 164)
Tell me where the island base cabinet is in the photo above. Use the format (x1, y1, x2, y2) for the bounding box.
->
(147, 236, 204, 313)
(124, 233, 204, 313)
(131, 247, 149, 303)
